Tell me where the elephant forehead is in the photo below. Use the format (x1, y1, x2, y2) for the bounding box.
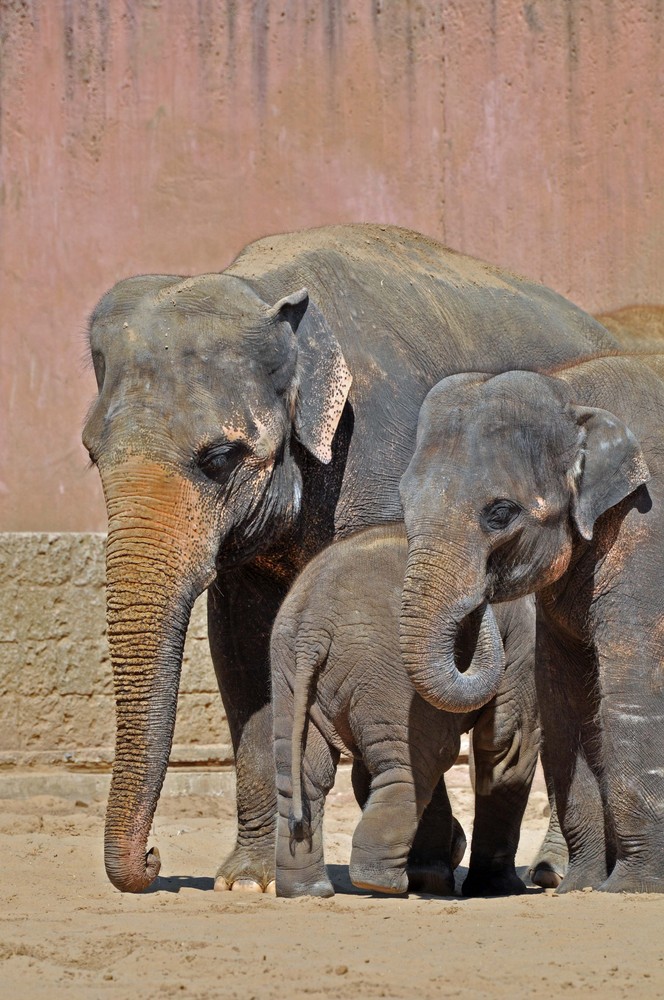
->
(87, 357, 285, 462)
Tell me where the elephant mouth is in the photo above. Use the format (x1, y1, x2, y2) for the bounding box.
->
(453, 604, 488, 672)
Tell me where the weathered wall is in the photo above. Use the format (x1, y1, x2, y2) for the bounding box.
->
(0, 533, 231, 767)
(1, 1, 662, 531)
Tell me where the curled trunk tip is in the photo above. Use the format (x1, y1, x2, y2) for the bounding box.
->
(105, 842, 161, 893)
(401, 583, 505, 713)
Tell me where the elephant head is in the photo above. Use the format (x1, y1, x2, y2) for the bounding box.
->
(82, 273, 351, 892)
(399, 370, 650, 713)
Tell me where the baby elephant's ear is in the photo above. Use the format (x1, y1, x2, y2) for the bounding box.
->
(570, 405, 650, 541)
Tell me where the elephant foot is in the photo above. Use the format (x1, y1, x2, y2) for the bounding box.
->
(554, 857, 608, 894)
(462, 863, 526, 898)
(214, 841, 276, 894)
(598, 861, 664, 894)
(407, 862, 456, 896)
(529, 832, 568, 889)
(529, 860, 564, 890)
(276, 876, 335, 899)
(349, 853, 409, 895)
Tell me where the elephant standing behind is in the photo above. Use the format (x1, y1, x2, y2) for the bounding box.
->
(595, 305, 664, 350)
(272, 523, 539, 899)
(83, 224, 617, 893)
(398, 354, 664, 892)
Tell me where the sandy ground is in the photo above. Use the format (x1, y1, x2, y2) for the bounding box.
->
(2, 763, 664, 1000)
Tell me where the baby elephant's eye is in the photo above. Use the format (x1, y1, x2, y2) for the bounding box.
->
(481, 498, 523, 531)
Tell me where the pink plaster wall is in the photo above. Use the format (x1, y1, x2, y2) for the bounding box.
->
(1, 0, 662, 531)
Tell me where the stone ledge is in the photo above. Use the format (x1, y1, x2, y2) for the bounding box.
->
(0, 767, 239, 801)
(0, 743, 236, 772)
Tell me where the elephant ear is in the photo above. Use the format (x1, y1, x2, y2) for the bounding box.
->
(569, 405, 650, 541)
(267, 289, 352, 464)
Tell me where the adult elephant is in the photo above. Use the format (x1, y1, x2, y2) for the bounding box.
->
(595, 305, 664, 349)
(83, 224, 617, 893)
(398, 358, 664, 891)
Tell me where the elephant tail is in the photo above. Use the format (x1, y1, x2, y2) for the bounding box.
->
(289, 634, 332, 840)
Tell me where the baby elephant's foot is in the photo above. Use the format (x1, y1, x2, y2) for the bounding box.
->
(407, 862, 455, 896)
(214, 841, 276, 894)
(462, 863, 526, 897)
(276, 873, 335, 898)
(598, 859, 664, 894)
(349, 848, 408, 895)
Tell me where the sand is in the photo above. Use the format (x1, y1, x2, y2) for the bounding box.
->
(2, 763, 663, 999)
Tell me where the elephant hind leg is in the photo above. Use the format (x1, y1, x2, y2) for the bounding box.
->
(529, 779, 568, 889)
(407, 779, 466, 896)
(275, 720, 338, 898)
(349, 767, 420, 895)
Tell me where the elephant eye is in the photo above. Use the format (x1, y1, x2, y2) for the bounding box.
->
(481, 499, 523, 532)
(91, 349, 106, 390)
(197, 441, 247, 483)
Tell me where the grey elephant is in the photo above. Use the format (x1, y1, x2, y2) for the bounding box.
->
(272, 523, 538, 898)
(398, 354, 664, 892)
(596, 305, 664, 350)
(83, 224, 617, 893)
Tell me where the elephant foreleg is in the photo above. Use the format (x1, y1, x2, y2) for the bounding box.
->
(536, 618, 610, 893)
(463, 622, 539, 897)
(596, 653, 664, 893)
(208, 563, 289, 893)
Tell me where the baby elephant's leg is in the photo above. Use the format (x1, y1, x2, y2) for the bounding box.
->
(274, 719, 339, 898)
(349, 762, 419, 894)
(407, 777, 467, 895)
(353, 758, 464, 893)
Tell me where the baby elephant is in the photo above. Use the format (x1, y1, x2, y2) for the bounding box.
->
(272, 523, 538, 898)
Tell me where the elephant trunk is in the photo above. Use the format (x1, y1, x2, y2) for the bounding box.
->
(400, 541, 505, 713)
(101, 462, 217, 892)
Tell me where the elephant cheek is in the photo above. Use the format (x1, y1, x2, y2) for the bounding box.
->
(535, 534, 574, 591)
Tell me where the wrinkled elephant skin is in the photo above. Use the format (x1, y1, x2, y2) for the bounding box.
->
(272, 524, 539, 899)
(83, 224, 618, 892)
(399, 356, 664, 892)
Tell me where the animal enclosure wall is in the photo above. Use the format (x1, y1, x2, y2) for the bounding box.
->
(0, 0, 662, 531)
(0, 533, 230, 768)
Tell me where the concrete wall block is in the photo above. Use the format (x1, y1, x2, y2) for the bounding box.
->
(1, 532, 229, 755)
(173, 692, 229, 747)
(17, 692, 117, 749)
(0, 694, 20, 751)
